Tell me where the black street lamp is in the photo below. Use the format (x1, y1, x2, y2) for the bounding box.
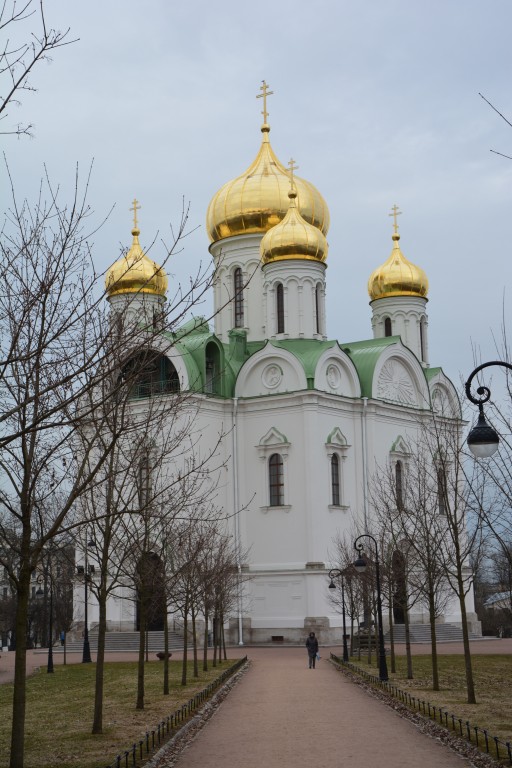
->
(77, 539, 95, 664)
(353, 534, 388, 681)
(465, 361, 512, 458)
(36, 571, 54, 674)
(328, 568, 349, 662)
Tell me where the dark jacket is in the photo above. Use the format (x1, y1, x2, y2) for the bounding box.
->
(306, 635, 319, 655)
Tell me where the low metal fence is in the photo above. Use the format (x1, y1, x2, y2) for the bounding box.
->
(105, 656, 248, 768)
(331, 653, 512, 765)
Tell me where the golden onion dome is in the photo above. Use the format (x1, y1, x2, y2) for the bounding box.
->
(206, 123, 330, 243)
(261, 186, 328, 264)
(368, 224, 428, 301)
(106, 205, 168, 298)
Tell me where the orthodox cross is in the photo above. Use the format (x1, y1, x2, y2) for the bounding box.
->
(389, 204, 402, 234)
(288, 158, 299, 190)
(130, 198, 141, 230)
(256, 80, 274, 123)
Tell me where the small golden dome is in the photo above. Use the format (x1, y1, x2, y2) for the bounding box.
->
(261, 187, 328, 264)
(368, 231, 428, 301)
(106, 212, 168, 299)
(206, 124, 330, 243)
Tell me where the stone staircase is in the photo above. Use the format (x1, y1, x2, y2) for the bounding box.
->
(52, 630, 185, 654)
(386, 623, 481, 643)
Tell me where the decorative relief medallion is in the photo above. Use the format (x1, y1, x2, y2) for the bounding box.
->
(326, 363, 342, 390)
(377, 360, 415, 404)
(262, 364, 282, 389)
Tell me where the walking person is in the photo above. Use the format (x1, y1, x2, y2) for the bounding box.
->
(306, 631, 319, 668)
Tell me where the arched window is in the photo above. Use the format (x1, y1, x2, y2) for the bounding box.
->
(205, 342, 221, 395)
(420, 317, 426, 362)
(234, 267, 244, 328)
(437, 466, 447, 515)
(392, 550, 406, 624)
(384, 317, 392, 337)
(315, 284, 321, 335)
(331, 454, 340, 506)
(269, 453, 284, 506)
(137, 451, 152, 510)
(122, 351, 179, 399)
(395, 460, 403, 510)
(276, 283, 285, 334)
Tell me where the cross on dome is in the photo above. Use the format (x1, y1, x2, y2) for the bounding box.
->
(389, 204, 402, 235)
(256, 80, 274, 125)
(130, 198, 141, 232)
(288, 158, 299, 191)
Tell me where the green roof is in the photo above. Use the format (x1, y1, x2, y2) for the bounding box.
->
(270, 339, 338, 389)
(341, 336, 400, 397)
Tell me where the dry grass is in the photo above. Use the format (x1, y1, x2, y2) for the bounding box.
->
(0, 658, 236, 768)
(351, 653, 512, 745)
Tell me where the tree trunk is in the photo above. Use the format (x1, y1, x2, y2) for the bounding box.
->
(136, 600, 146, 709)
(191, 605, 198, 678)
(457, 572, 476, 704)
(181, 593, 188, 686)
(9, 567, 31, 768)
(404, 599, 413, 680)
(163, 605, 169, 696)
(388, 585, 396, 674)
(427, 585, 439, 691)
(92, 584, 108, 733)
(203, 604, 209, 672)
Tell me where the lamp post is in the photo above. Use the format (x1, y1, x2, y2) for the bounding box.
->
(328, 568, 349, 662)
(77, 539, 95, 664)
(353, 534, 388, 681)
(36, 570, 54, 674)
(465, 361, 512, 458)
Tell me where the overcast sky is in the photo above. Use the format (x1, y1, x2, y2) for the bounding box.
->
(5, 0, 512, 399)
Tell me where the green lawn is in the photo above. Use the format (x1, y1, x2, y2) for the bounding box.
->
(0, 659, 237, 768)
(348, 653, 512, 746)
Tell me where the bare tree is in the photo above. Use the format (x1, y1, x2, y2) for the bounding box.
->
(0, 0, 77, 138)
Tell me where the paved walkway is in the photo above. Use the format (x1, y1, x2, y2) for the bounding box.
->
(2, 640, 511, 766)
(164, 646, 476, 768)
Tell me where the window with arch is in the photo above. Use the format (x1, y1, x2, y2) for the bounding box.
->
(234, 267, 244, 328)
(437, 466, 447, 515)
(269, 453, 284, 506)
(395, 460, 404, 510)
(122, 351, 179, 399)
(384, 317, 392, 337)
(331, 454, 340, 506)
(315, 284, 322, 335)
(276, 283, 285, 334)
(205, 341, 221, 395)
(420, 317, 426, 362)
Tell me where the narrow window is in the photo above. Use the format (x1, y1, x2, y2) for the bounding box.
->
(384, 317, 392, 337)
(269, 453, 284, 506)
(276, 283, 285, 334)
(234, 268, 244, 328)
(331, 454, 340, 506)
(420, 318, 426, 361)
(395, 460, 403, 510)
(315, 285, 321, 334)
(437, 467, 447, 515)
(138, 452, 152, 510)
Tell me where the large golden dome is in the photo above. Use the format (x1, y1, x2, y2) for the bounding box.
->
(368, 229, 428, 301)
(206, 123, 330, 243)
(106, 208, 168, 298)
(261, 187, 328, 264)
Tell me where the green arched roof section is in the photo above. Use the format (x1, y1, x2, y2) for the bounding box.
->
(340, 336, 403, 398)
(270, 339, 338, 389)
(163, 318, 263, 396)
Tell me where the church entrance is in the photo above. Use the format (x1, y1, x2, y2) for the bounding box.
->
(135, 552, 166, 631)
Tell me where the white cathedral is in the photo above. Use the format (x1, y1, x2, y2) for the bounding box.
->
(85, 84, 479, 645)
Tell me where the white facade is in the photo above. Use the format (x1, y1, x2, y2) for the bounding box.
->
(84, 117, 480, 646)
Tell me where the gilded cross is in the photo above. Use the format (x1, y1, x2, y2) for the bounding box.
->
(256, 80, 274, 123)
(288, 158, 299, 190)
(389, 204, 402, 234)
(130, 198, 141, 230)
